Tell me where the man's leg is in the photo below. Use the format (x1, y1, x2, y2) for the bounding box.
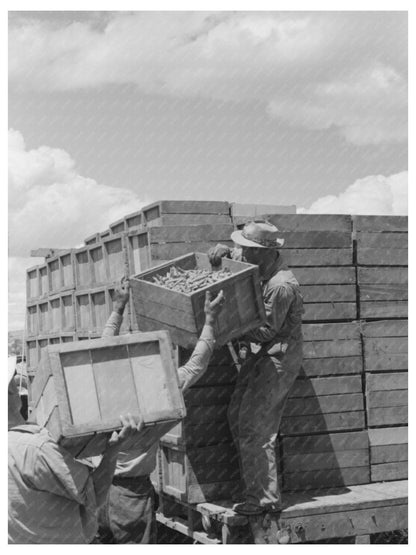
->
(227, 358, 256, 497)
(106, 476, 157, 544)
(237, 353, 301, 512)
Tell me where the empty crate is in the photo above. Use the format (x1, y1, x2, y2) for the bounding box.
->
(31, 332, 185, 457)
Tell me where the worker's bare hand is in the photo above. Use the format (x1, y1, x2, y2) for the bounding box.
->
(107, 413, 144, 448)
(113, 276, 130, 313)
(204, 290, 225, 325)
(208, 244, 232, 267)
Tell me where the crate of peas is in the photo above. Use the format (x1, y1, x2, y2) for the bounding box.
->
(131, 252, 265, 348)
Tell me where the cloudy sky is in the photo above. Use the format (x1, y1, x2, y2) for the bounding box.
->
(8, 10, 408, 330)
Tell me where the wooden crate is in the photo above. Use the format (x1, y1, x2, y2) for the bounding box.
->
(143, 200, 230, 222)
(161, 384, 235, 447)
(300, 322, 363, 378)
(352, 215, 408, 233)
(131, 253, 266, 348)
(38, 264, 49, 298)
(30, 332, 185, 457)
(74, 285, 130, 334)
(126, 230, 151, 275)
(230, 202, 296, 226)
(282, 431, 369, 491)
(267, 214, 352, 232)
(125, 210, 144, 231)
(160, 443, 240, 503)
(358, 267, 408, 319)
(283, 375, 365, 436)
(109, 217, 126, 235)
(74, 234, 128, 289)
(26, 334, 75, 374)
(148, 240, 234, 264)
(26, 266, 39, 301)
(84, 232, 100, 245)
(362, 320, 408, 372)
(365, 373, 408, 427)
(46, 250, 75, 294)
(369, 427, 408, 482)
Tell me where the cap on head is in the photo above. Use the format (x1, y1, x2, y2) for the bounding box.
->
(231, 220, 285, 249)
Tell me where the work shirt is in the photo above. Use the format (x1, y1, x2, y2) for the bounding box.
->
(101, 312, 215, 477)
(238, 252, 304, 348)
(8, 424, 97, 544)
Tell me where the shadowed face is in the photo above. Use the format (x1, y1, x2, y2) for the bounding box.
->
(241, 246, 278, 278)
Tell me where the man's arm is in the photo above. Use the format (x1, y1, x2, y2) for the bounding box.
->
(91, 414, 143, 506)
(102, 277, 130, 338)
(244, 284, 294, 344)
(177, 290, 225, 392)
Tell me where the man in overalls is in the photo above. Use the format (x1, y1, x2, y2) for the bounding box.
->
(209, 220, 304, 516)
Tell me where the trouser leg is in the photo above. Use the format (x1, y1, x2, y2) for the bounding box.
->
(238, 354, 301, 509)
(103, 477, 157, 544)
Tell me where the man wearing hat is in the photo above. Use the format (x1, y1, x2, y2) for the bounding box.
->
(209, 220, 304, 516)
(8, 357, 144, 543)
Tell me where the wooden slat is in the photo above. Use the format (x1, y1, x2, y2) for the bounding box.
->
(283, 467, 369, 491)
(147, 214, 231, 227)
(368, 426, 408, 446)
(366, 373, 407, 391)
(302, 322, 360, 341)
(281, 504, 407, 542)
(282, 431, 368, 455)
(371, 462, 407, 482)
(301, 357, 362, 377)
(365, 353, 408, 371)
(267, 214, 352, 232)
(283, 248, 353, 266)
(364, 336, 407, 356)
(148, 200, 230, 215)
(366, 390, 407, 409)
(280, 231, 351, 248)
(295, 266, 356, 285)
(361, 319, 408, 338)
(283, 449, 369, 472)
(303, 303, 357, 321)
(303, 339, 361, 359)
(371, 445, 408, 464)
(357, 266, 408, 284)
(280, 411, 365, 435)
(289, 375, 362, 398)
(367, 406, 408, 427)
(357, 248, 408, 266)
(356, 232, 408, 249)
(301, 284, 356, 302)
(284, 393, 363, 417)
(149, 240, 233, 260)
(360, 301, 408, 319)
(353, 215, 408, 232)
(149, 224, 234, 243)
(359, 284, 407, 301)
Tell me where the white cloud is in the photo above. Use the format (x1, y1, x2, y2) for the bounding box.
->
(8, 11, 407, 145)
(9, 129, 147, 257)
(299, 171, 408, 215)
(8, 129, 148, 330)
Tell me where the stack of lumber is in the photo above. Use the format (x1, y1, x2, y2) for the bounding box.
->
(280, 322, 368, 491)
(159, 346, 241, 503)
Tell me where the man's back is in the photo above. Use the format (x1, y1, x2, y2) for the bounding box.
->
(8, 424, 97, 544)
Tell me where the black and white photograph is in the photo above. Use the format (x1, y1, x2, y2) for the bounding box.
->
(7, 4, 409, 545)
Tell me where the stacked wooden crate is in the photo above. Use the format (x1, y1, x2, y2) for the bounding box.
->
(159, 346, 241, 503)
(280, 322, 369, 491)
(354, 215, 408, 484)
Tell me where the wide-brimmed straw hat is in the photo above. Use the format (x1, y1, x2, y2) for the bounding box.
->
(231, 221, 285, 249)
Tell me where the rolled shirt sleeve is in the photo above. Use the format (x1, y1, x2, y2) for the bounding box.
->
(177, 324, 216, 392)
